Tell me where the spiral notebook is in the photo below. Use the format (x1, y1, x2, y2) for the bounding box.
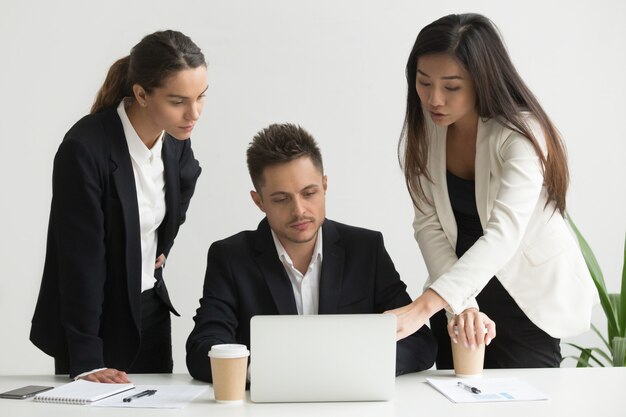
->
(33, 380, 134, 405)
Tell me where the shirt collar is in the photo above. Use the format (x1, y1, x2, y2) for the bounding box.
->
(117, 101, 164, 163)
(271, 226, 324, 269)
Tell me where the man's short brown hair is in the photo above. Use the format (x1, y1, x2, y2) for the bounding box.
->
(246, 123, 324, 191)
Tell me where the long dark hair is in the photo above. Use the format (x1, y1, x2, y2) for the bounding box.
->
(399, 13, 568, 214)
(91, 30, 206, 113)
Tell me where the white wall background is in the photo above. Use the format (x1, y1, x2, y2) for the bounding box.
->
(0, 0, 624, 375)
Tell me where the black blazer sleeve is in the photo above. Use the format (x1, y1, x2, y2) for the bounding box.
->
(178, 138, 201, 226)
(159, 136, 201, 259)
(370, 232, 437, 375)
(50, 135, 109, 375)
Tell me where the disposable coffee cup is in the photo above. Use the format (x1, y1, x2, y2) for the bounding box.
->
(209, 344, 250, 403)
(451, 326, 487, 378)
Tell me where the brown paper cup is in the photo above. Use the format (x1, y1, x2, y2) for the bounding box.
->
(451, 326, 486, 377)
(451, 341, 485, 377)
(209, 344, 250, 403)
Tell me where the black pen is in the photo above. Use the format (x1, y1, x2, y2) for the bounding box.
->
(457, 382, 481, 394)
(123, 389, 157, 402)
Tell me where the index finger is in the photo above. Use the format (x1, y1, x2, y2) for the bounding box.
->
(484, 317, 496, 345)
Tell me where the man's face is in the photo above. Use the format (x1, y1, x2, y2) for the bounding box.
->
(251, 156, 327, 251)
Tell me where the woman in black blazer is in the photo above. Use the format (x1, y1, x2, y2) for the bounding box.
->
(30, 30, 206, 383)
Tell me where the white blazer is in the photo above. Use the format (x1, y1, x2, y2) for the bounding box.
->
(414, 115, 598, 338)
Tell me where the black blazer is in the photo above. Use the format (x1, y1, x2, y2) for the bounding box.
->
(30, 107, 201, 377)
(186, 218, 437, 382)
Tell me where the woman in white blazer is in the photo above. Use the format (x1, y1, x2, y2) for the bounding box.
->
(388, 14, 597, 368)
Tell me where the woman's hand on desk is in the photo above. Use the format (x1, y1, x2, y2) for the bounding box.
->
(385, 289, 448, 341)
(447, 308, 496, 349)
(79, 368, 130, 383)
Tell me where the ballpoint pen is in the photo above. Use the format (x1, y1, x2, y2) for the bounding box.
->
(457, 382, 481, 394)
(122, 389, 157, 402)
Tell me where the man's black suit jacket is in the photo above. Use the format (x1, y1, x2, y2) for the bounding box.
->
(30, 107, 201, 377)
(186, 218, 437, 382)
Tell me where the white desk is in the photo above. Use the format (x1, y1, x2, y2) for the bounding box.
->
(0, 368, 622, 417)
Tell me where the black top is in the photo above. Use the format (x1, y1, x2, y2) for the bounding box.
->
(446, 170, 483, 256)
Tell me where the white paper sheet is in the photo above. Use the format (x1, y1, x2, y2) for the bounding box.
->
(89, 384, 208, 409)
(426, 377, 549, 403)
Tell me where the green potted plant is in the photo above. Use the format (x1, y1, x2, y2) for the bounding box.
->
(564, 216, 626, 367)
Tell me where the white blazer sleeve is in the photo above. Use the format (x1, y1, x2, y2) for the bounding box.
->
(428, 130, 544, 314)
(413, 182, 479, 314)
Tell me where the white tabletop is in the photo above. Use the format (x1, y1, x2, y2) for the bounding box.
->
(0, 367, 622, 417)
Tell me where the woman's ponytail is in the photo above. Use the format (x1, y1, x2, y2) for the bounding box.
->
(90, 56, 131, 114)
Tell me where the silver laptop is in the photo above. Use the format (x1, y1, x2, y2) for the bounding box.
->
(249, 314, 396, 403)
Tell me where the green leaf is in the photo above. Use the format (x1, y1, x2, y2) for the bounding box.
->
(588, 346, 612, 365)
(563, 343, 609, 367)
(591, 323, 610, 352)
(561, 354, 599, 367)
(608, 293, 622, 340)
(566, 214, 607, 289)
(561, 355, 587, 366)
(566, 214, 620, 338)
(620, 235, 626, 337)
(577, 349, 592, 368)
(611, 336, 626, 367)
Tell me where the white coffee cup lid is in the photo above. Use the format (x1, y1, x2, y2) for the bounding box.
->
(453, 325, 488, 335)
(208, 344, 250, 359)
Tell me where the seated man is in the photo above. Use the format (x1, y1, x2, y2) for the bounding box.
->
(186, 123, 436, 382)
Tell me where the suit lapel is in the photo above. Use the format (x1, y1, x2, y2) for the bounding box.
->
(254, 219, 298, 315)
(429, 118, 494, 245)
(159, 135, 180, 255)
(474, 118, 492, 229)
(318, 220, 345, 314)
(103, 109, 142, 327)
(429, 121, 457, 248)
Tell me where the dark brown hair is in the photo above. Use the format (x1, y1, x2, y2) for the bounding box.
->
(399, 13, 569, 214)
(91, 30, 206, 113)
(247, 123, 323, 191)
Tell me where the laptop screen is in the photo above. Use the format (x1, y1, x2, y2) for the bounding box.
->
(249, 314, 396, 402)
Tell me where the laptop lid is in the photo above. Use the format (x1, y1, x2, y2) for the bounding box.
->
(250, 314, 396, 403)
